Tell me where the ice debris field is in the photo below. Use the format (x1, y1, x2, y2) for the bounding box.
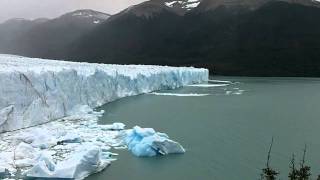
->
(0, 54, 208, 179)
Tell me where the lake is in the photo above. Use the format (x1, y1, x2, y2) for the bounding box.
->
(87, 77, 320, 180)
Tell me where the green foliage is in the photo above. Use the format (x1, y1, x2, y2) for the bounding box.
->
(289, 154, 299, 180)
(261, 143, 314, 180)
(297, 145, 311, 180)
(261, 138, 279, 180)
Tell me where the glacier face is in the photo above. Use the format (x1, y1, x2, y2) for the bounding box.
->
(0, 54, 208, 132)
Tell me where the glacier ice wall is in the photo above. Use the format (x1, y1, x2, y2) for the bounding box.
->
(0, 54, 208, 132)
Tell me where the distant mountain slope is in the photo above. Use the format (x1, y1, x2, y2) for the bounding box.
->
(0, 18, 47, 54)
(2, 1, 320, 76)
(66, 0, 320, 76)
(0, 9, 110, 58)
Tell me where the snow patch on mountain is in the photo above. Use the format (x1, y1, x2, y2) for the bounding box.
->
(165, 0, 201, 10)
(71, 10, 110, 20)
(68, 9, 110, 24)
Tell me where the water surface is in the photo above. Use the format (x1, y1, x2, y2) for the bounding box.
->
(88, 77, 320, 180)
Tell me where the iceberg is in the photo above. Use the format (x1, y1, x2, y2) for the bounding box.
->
(124, 126, 186, 157)
(26, 146, 110, 180)
(0, 54, 208, 132)
(14, 142, 39, 168)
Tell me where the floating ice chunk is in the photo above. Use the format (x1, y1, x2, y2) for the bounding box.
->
(187, 84, 229, 87)
(152, 138, 186, 155)
(13, 142, 39, 168)
(25, 152, 56, 177)
(26, 146, 110, 180)
(149, 92, 209, 97)
(99, 123, 126, 131)
(208, 80, 232, 83)
(58, 132, 81, 144)
(124, 126, 185, 157)
(15, 142, 37, 160)
(0, 152, 14, 172)
(226, 91, 233, 95)
(233, 90, 245, 95)
(16, 128, 57, 149)
(111, 123, 125, 130)
(15, 158, 36, 168)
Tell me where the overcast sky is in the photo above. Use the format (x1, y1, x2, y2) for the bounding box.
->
(0, 0, 147, 22)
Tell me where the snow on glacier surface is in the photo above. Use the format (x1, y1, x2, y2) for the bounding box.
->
(0, 54, 208, 132)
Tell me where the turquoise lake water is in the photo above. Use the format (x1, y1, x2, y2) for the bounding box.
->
(87, 77, 320, 180)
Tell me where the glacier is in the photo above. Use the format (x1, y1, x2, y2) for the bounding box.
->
(0, 54, 208, 132)
(0, 54, 208, 179)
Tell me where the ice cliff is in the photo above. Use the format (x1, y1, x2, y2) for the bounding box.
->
(0, 54, 208, 132)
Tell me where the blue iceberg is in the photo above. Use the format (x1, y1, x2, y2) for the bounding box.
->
(125, 126, 185, 157)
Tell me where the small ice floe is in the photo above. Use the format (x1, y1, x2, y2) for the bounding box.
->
(15, 128, 58, 149)
(123, 126, 185, 157)
(225, 89, 245, 95)
(58, 132, 82, 144)
(25, 146, 110, 180)
(14, 142, 39, 168)
(187, 84, 229, 87)
(225, 91, 233, 95)
(97, 123, 126, 131)
(148, 92, 209, 97)
(208, 79, 232, 83)
(233, 90, 245, 95)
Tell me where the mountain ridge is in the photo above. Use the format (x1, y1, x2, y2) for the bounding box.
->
(2, 1, 320, 76)
(67, 0, 320, 76)
(0, 9, 111, 58)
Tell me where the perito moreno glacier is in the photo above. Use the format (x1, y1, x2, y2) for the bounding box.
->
(0, 54, 208, 179)
(0, 54, 208, 132)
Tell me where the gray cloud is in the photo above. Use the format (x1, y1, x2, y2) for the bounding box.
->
(0, 0, 147, 22)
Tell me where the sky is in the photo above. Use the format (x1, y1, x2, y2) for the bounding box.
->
(0, 0, 147, 23)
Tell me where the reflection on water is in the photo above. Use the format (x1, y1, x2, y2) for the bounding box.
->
(87, 77, 320, 180)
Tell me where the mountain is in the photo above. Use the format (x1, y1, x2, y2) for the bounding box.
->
(0, 18, 48, 54)
(0, 9, 110, 58)
(64, 0, 320, 76)
(2, 1, 320, 76)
